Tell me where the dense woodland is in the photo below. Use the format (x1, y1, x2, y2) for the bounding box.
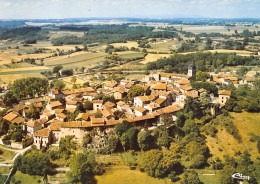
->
(146, 52, 260, 73)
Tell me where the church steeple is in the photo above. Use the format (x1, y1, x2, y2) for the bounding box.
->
(188, 64, 196, 80)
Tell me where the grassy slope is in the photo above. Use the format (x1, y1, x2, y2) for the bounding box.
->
(0, 148, 17, 161)
(206, 111, 260, 161)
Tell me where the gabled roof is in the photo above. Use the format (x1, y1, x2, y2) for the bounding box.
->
(91, 118, 105, 124)
(151, 105, 182, 116)
(92, 100, 103, 104)
(155, 98, 166, 105)
(125, 83, 133, 89)
(34, 128, 50, 137)
(34, 102, 43, 108)
(11, 117, 24, 124)
(135, 106, 147, 113)
(126, 114, 155, 122)
(57, 113, 67, 119)
(117, 101, 125, 106)
(83, 92, 98, 97)
(66, 101, 78, 105)
(185, 91, 199, 98)
(136, 96, 150, 102)
(49, 101, 62, 108)
(50, 121, 63, 131)
(55, 108, 65, 114)
(75, 113, 89, 121)
(3, 112, 18, 122)
(60, 121, 92, 128)
(66, 108, 76, 113)
(180, 85, 193, 91)
(177, 79, 190, 85)
(153, 83, 167, 90)
(105, 80, 118, 88)
(101, 108, 114, 118)
(218, 90, 231, 95)
(104, 101, 116, 109)
(27, 120, 41, 128)
(160, 73, 189, 79)
(106, 119, 122, 126)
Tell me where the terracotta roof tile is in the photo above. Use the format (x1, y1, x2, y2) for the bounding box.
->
(135, 106, 147, 113)
(218, 90, 231, 95)
(34, 128, 50, 137)
(49, 101, 62, 108)
(3, 112, 18, 122)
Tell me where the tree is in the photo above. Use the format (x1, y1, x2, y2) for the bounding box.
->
(26, 104, 40, 119)
(67, 152, 97, 184)
(2, 91, 19, 107)
(11, 77, 49, 100)
(196, 71, 209, 82)
(83, 101, 93, 110)
(50, 80, 66, 90)
(14, 154, 51, 176)
(220, 165, 236, 184)
(180, 170, 201, 184)
(137, 130, 154, 151)
(127, 85, 145, 100)
(62, 69, 73, 76)
(106, 135, 119, 153)
(114, 120, 132, 137)
(59, 136, 77, 159)
(53, 65, 63, 74)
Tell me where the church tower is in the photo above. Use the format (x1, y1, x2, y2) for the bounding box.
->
(188, 64, 196, 80)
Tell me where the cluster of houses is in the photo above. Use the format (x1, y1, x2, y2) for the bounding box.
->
(1, 64, 250, 150)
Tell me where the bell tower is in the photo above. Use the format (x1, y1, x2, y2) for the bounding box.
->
(188, 64, 196, 80)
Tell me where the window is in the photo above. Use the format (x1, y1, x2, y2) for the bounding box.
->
(36, 140, 37, 143)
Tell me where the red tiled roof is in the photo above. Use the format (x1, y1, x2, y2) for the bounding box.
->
(34, 128, 50, 137)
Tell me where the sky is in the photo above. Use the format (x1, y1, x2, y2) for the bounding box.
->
(0, 0, 259, 19)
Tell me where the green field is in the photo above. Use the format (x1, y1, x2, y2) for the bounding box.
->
(96, 165, 172, 184)
(11, 171, 43, 184)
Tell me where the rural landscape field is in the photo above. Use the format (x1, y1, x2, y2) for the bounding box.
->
(0, 0, 259, 184)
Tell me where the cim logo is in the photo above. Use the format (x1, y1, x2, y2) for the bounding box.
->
(232, 173, 250, 180)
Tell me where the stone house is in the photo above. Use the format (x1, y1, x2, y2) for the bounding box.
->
(46, 101, 63, 111)
(34, 128, 51, 149)
(27, 119, 42, 135)
(66, 101, 78, 109)
(82, 92, 98, 101)
(134, 96, 150, 107)
(93, 100, 103, 111)
(48, 88, 63, 99)
(218, 90, 231, 105)
(135, 106, 148, 117)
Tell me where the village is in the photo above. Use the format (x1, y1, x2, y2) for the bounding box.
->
(1, 63, 255, 152)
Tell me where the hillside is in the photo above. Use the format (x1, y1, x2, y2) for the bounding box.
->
(206, 111, 260, 161)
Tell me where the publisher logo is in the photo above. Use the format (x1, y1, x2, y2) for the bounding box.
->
(232, 173, 250, 180)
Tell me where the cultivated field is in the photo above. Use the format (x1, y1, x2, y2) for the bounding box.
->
(43, 52, 108, 69)
(141, 53, 172, 64)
